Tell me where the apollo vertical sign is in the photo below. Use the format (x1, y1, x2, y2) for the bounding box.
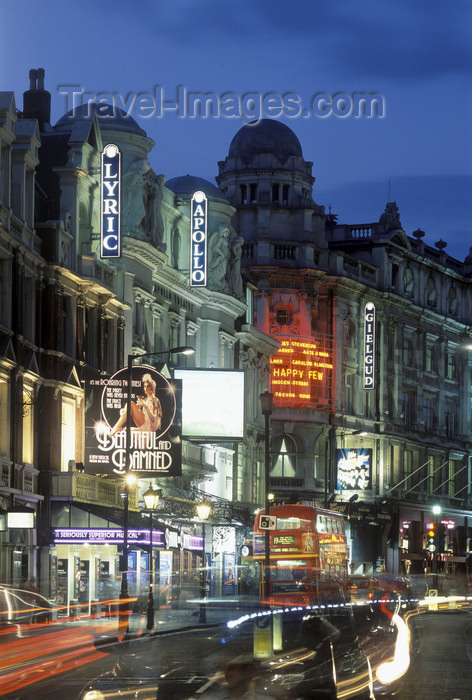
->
(190, 191, 207, 286)
(100, 143, 121, 258)
(363, 302, 376, 389)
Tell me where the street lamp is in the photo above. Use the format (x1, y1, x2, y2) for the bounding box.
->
(432, 504, 441, 589)
(143, 483, 160, 630)
(260, 389, 274, 600)
(119, 345, 195, 616)
(196, 500, 211, 623)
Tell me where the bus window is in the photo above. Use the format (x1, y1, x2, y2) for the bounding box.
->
(317, 516, 326, 533)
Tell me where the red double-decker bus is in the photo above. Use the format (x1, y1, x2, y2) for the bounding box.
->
(248, 504, 348, 601)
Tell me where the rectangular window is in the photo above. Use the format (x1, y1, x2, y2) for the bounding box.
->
(245, 287, 254, 325)
(425, 345, 433, 372)
(403, 449, 413, 491)
(423, 397, 434, 432)
(22, 389, 34, 464)
(402, 337, 412, 366)
(61, 398, 76, 472)
(401, 392, 412, 424)
(0, 379, 10, 457)
(445, 403, 455, 437)
(446, 353, 456, 380)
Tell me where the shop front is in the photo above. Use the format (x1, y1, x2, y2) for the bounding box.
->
(47, 523, 203, 617)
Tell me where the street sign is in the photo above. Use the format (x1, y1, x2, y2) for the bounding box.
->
(259, 515, 277, 530)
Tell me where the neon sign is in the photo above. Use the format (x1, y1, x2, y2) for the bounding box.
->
(190, 190, 207, 286)
(363, 302, 375, 389)
(100, 143, 121, 258)
(270, 336, 335, 408)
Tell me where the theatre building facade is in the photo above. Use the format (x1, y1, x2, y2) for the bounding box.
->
(1, 71, 472, 605)
(217, 119, 472, 577)
(0, 71, 277, 611)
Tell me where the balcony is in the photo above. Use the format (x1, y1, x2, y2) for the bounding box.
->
(51, 472, 139, 511)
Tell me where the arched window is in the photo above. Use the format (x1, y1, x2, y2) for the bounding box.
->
(270, 434, 298, 477)
(403, 266, 414, 295)
(448, 286, 458, 315)
(426, 276, 436, 306)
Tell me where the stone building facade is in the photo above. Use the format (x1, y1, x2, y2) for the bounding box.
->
(217, 119, 472, 576)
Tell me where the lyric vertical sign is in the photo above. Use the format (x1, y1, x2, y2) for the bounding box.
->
(190, 191, 207, 286)
(363, 302, 376, 389)
(100, 143, 121, 258)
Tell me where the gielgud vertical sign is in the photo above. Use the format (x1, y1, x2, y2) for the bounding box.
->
(363, 302, 376, 389)
(85, 366, 182, 476)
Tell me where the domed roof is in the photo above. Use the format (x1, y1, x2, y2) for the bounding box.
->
(166, 174, 227, 199)
(228, 119, 303, 158)
(55, 103, 146, 136)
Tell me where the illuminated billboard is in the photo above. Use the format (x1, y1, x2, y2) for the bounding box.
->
(190, 191, 208, 286)
(270, 335, 335, 409)
(100, 143, 121, 258)
(85, 365, 182, 476)
(336, 448, 373, 490)
(174, 368, 245, 440)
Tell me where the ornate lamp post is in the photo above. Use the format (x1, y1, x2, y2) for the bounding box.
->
(260, 389, 274, 599)
(196, 500, 211, 623)
(432, 504, 441, 590)
(119, 346, 195, 619)
(143, 483, 160, 630)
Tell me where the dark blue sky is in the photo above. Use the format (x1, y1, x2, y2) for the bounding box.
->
(2, 0, 471, 259)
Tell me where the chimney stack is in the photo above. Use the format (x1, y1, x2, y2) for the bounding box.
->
(23, 67, 51, 129)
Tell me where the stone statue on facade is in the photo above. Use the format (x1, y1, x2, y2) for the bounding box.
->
(122, 159, 148, 237)
(379, 201, 402, 231)
(208, 225, 231, 292)
(144, 172, 166, 247)
(228, 235, 245, 300)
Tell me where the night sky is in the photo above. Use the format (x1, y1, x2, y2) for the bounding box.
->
(2, 0, 471, 259)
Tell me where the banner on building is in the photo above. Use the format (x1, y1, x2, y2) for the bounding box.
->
(336, 448, 373, 490)
(85, 365, 182, 476)
(363, 302, 376, 389)
(100, 143, 121, 258)
(190, 191, 208, 286)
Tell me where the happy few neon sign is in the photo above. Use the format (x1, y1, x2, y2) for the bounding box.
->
(363, 302, 376, 389)
(100, 143, 121, 258)
(190, 191, 208, 286)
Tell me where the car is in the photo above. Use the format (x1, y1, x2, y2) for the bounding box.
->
(0, 584, 52, 625)
(80, 578, 376, 699)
